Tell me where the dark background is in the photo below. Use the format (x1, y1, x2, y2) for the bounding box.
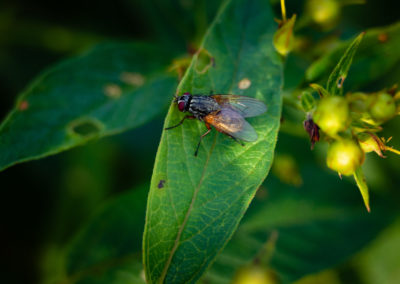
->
(0, 0, 399, 283)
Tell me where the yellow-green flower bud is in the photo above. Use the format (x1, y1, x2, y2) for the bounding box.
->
(233, 266, 277, 284)
(273, 15, 296, 56)
(306, 0, 340, 28)
(358, 133, 385, 157)
(327, 139, 365, 176)
(369, 93, 396, 122)
(313, 96, 349, 136)
(348, 92, 369, 113)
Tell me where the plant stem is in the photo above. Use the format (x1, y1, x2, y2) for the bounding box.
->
(385, 146, 400, 155)
(280, 0, 287, 22)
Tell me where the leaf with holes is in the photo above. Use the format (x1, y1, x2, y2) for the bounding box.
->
(41, 185, 148, 284)
(306, 22, 400, 90)
(326, 32, 364, 96)
(0, 42, 178, 172)
(143, 0, 283, 283)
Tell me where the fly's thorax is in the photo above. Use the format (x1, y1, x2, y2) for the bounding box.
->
(189, 96, 220, 119)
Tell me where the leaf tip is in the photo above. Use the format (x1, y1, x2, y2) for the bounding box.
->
(353, 167, 371, 213)
(355, 31, 366, 41)
(366, 203, 371, 213)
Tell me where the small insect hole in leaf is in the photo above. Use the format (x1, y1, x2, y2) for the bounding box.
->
(194, 48, 215, 74)
(337, 76, 345, 88)
(68, 118, 103, 137)
(168, 57, 192, 79)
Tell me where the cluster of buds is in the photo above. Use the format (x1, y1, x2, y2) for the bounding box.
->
(305, 0, 365, 30)
(301, 82, 400, 211)
(303, 86, 400, 177)
(274, 0, 397, 211)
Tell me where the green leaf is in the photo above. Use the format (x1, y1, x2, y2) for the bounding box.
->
(309, 83, 329, 97)
(0, 42, 178, 172)
(353, 166, 370, 212)
(300, 91, 316, 113)
(306, 22, 400, 89)
(326, 32, 364, 96)
(357, 218, 400, 284)
(143, 0, 283, 283)
(202, 135, 393, 284)
(41, 185, 148, 284)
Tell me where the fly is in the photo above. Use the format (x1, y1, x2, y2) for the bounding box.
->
(165, 92, 267, 156)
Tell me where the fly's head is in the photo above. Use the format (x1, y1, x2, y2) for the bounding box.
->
(175, 92, 192, 112)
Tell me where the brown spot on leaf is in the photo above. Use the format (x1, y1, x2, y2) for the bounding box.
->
(120, 72, 145, 87)
(18, 100, 29, 111)
(238, 78, 251, 90)
(104, 84, 122, 99)
(378, 33, 388, 43)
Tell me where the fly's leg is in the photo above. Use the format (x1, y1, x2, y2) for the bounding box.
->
(194, 123, 212, 157)
(165, 116, 195, 130)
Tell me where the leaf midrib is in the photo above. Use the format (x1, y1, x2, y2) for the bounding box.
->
(179, 153, 268, 244)
(155, 1, 267, 282)
(159, 135, 218, 282)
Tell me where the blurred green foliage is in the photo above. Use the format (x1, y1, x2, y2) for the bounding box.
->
(1, 0, 400, 284)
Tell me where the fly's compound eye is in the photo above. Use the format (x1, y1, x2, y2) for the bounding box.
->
(178, 101, 186, 112)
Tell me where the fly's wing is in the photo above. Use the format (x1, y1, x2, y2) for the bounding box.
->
(204, 108, 258, 142)
(211, 95, 267, 117)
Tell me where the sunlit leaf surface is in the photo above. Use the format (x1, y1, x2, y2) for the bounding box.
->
(143, 0, 283, 282)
